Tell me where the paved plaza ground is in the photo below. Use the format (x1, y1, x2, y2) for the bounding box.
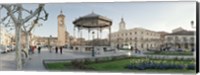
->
(0, 48, 129, 71)
(0, 48, 194, 71)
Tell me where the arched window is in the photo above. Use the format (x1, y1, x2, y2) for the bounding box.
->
(190, 37, 194, 42)
(141, 43, 144, 48)
(130, 38, 132, 41)
(183, 37, 187, 42)
(135, 37, 137, 41)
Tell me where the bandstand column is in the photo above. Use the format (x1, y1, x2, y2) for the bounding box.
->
(78, 27, 81, 45)
(73, 26, 76, 38)
(97, 28, 100, 39)
(109, 26, 111, 46)
(88, 28, 90, 41)
(100, 28, 102, 39)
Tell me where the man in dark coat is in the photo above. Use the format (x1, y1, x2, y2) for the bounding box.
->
(55, 46, 58, 53)
(38, 46, 41, 54)
(60, 46, 63, 54)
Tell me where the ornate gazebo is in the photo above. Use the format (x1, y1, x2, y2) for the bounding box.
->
(72, 12, 112, 55)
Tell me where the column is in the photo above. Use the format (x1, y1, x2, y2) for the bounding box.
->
(109, 26, 111, 46)
(100, 28, 102, 39)
(88, 28, 90, 41)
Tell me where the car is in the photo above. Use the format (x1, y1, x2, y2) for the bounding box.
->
(122, 44, 131, 50)
(5, 46, 12, 52)
(0, 49, 5, 54)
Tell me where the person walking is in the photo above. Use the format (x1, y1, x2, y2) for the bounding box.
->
(38, 46, 41, 54)
(60, 46, 63, 54)
(49, 46, 52, 53)
(29, 46, 32, 55)
(32, 46, 35, 54)
(55, 46, 58, 54)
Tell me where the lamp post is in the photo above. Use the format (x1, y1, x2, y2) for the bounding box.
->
(191, 20, 196, 60)
(49, 35, 52, 53)
(92, 31, 95, 57)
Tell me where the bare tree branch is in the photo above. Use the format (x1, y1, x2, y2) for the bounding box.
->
(22, 7, 33, 14)
(23, 4, 45, 23)
(28, 22, 37, 32)
(21, 24, 27, 32)
(2, 5, 18, 24)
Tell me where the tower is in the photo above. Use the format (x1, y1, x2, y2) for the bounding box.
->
(57, 10, 66, 46)
(119, 17, 126, 31)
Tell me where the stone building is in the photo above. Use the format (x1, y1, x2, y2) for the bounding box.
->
(164, 27, 195, 51)
(110, 18, 161, 50)
(0, 26, 13, 46)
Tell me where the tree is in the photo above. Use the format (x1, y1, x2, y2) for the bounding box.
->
(21, 9, 48, 56)
(0, 4, 48, 70)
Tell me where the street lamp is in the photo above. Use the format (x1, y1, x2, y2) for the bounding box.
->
(49, 35, 52, 53)
(92, 31, 95, 57)
(190, 20, 196, 61)
(191, 21, 195, 28)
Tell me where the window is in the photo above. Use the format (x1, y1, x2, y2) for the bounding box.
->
(190, 37, 194, 42)
(167, 37, 172, 41)
(135, 37, 137, 41)
(183, 37, 187, 42)
(141, 44, 144, 48)
(130, 38, 132, 40)
(146, 44, 149, 49)
(135, 32, 137, 34)
(130, 32, 132, 35)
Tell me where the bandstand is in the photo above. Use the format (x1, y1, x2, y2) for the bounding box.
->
(72, 12, 113, 56)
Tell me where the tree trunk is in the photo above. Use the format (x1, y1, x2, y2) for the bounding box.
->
(16, 5, 23, 70)
(25, 32, 30, 56)
(15, 24, 22, 70)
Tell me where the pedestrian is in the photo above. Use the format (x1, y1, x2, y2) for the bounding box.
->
(38, 46, 41, 54)
(29, 46, 32, 55)
(55, 46, 58, 53)
(135, 48, 138, 54)
(130, 46, 133, 52)
(32, 46, 35, 54)
(49, 46, 52, 53)
(60, 46, 63, 54)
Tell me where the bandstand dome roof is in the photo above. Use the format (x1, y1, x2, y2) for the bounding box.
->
(73, 12, 112, 28)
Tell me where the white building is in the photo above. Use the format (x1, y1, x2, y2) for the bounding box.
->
(164, 27, 195, 51)
(0, 26, 13, 46)
(110, 18, 161, 50)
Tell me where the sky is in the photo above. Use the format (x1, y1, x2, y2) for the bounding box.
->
(0, 2, 196, 40)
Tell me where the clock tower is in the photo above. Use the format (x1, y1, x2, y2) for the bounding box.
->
(57, 10, 66, 46)
(119, 17, 126, 31)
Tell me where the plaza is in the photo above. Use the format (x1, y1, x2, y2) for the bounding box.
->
(0, 3, 197, 73)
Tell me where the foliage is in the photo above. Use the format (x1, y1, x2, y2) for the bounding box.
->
(124, 58, 195, 70)
(45, 56, 195, 73)
(145, 51, 193, 55)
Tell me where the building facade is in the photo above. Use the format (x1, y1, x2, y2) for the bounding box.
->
(0, 26, 13, 46)
(110, 18, 161, 50)
(164, 28, 195, 51)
